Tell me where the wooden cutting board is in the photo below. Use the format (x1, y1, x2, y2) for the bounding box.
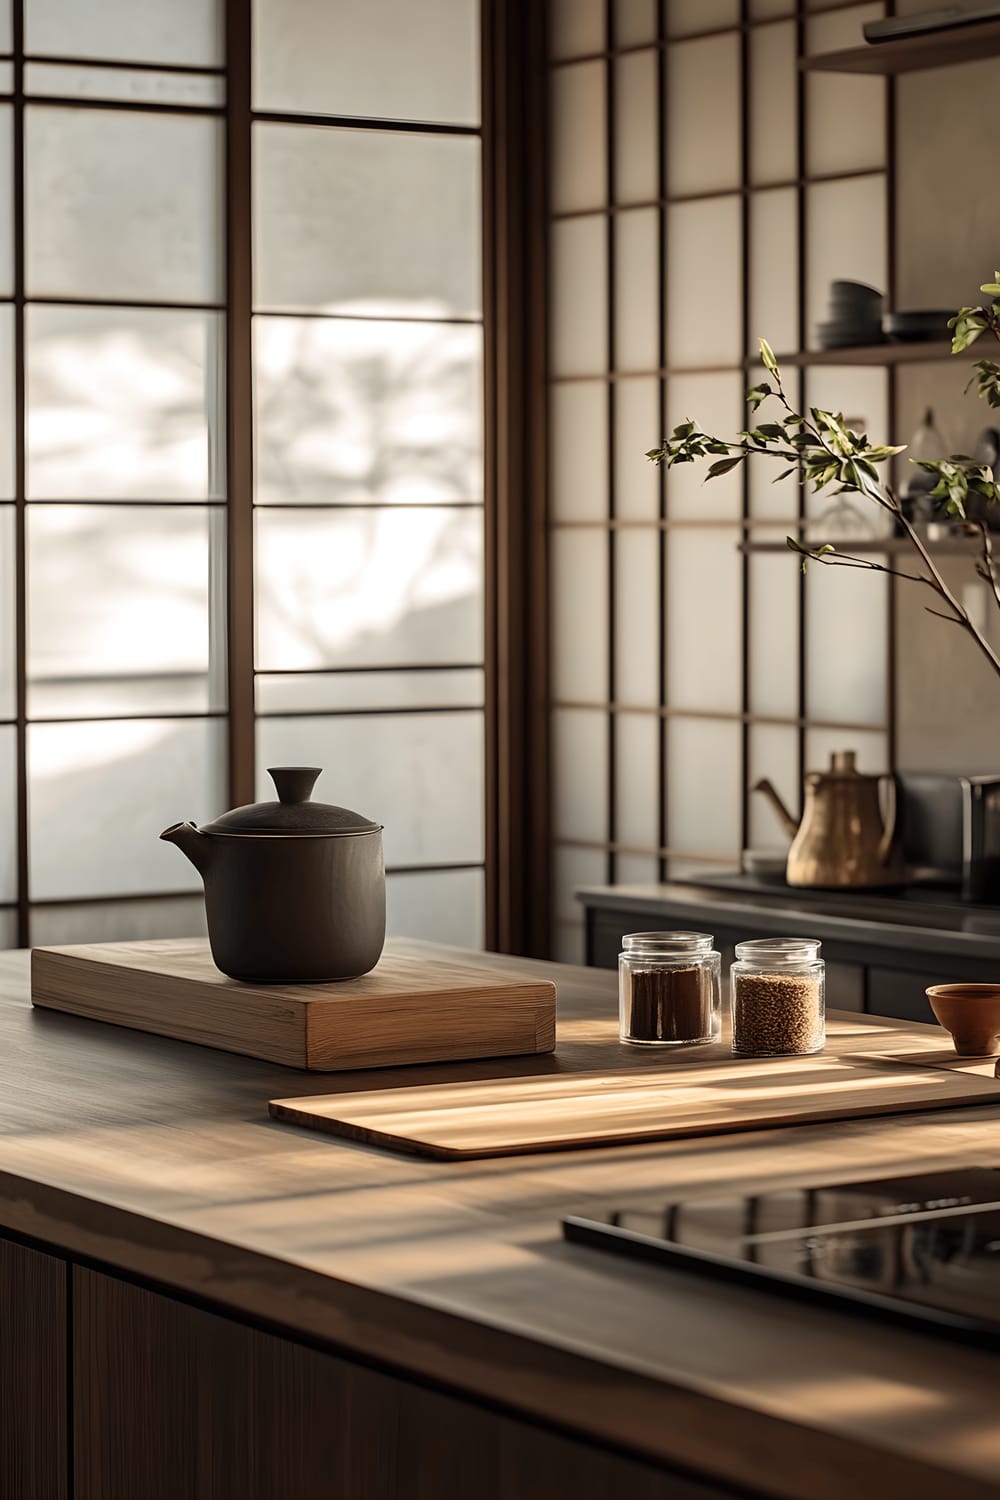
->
(269, 1035, 1000, 1158)
(30, 939, 556, 1071)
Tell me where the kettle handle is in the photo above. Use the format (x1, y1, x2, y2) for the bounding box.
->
(878, 774, 898, 866)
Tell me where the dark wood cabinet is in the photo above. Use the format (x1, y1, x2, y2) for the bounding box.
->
(71, 1268, 737, 1500)
(0, 1237, 67, 1500)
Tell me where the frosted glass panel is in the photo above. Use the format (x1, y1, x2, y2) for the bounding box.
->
(0, 306, 12, 499)
(26, 307, 224, 500)
(551, 62, 606, 215)
(254, 126, 481, 318)
(614, 379, 660, 522)
(806, 176, 887, 350)
(665, 373, 743, 519)
(805, 729, 887, 777)
(257, 713, 484, 867)
(254, 318, 482, 503)
(256, 669, 483, 714)
(550, 216, 608, 378)
(27, 507, 222, 718)
(551, 381, 609, 523)
(26, 0, 222, 65)
(0, 108, 11, 297)
(666, 528, 743, 712)
(0, 910, 15, 950)
(25, 64, 225, 107)
(615, 0, 657, 46)
(28, 717, 226, 900)
(616, 853, 659, 884)
(807, 6, 886, 178)
(615, 528, 660, 708)
(667, 0, 738, 35)
(550, 0, 605, 58)
(750, 0, 794, 14)
(0, 0, 9, 52)
(667, 35, 740, 197)
(806, 558, 887, 726)
(553, 707, 608, 843)
(31, 896, 208, 947)
(750, 22, 796, 185)
(667, 718, 741, 857)
(26, 107, 223, 304)
(552, 528, 608, 704)
(26, 0, 220, 66)
(748, 724, 799, 849)
(614, 209, 658, 372)
(667, 197, 742, 368)
(750, 187, 798, 360)
(0, 507, 13, 719)
(616, 711, 659, 847)
(0, 724, 14, 901)
(254, 0, 478, 125)
(386, 868, 484, 948)
(554, 845, 606, 923)
(748, 552, 799, 718)
(255, 507, 483, 670)
(615, 51, 657, 206)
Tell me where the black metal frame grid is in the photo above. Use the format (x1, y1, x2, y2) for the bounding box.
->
(546, 0, 896, 938)
(0, 1, 494, 946)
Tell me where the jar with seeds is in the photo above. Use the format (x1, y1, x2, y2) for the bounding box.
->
(730, 939, 825, 1057)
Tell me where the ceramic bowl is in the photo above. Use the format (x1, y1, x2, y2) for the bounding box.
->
(925, 983, 1000, 1057)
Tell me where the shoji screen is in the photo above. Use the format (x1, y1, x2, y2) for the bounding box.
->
(547, 0, 890, 961)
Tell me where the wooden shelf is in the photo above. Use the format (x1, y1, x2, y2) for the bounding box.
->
(748, 340, 961, 370)
(742, 536, 982, 556)
(802, 17, 1000, 75)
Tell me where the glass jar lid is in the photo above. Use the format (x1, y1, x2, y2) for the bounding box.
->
(201, 767, 380, 837)
(734, 937, 822, 966)
(621, 931, 715, 957)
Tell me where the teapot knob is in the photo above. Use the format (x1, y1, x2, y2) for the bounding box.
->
(268, 766, 322, 804)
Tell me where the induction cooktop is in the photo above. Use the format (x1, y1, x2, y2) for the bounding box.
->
(564, 1168, 1000, 1348)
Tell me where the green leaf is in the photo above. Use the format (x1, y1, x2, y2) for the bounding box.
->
(758, 337, 779, 377)
(981, 281, 1000, 297)
(772, 468, 796, 484)
(705, 455, 744, 479)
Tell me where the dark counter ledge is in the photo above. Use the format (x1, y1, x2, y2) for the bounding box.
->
(0, 940, 999, 1499)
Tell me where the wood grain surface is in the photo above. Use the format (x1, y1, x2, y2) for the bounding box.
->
(270, 1028, 1000, 1158)
(30, 939, 556, 1070)
(2, 940, 1000, 1500)
(0, 1237, 67, 1500)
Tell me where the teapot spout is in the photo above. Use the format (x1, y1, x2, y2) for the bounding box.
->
(751, 779, 799, 841)
(160, 821, 213, 876)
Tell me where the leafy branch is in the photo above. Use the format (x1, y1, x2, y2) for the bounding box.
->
(647, 280, 1000, 685)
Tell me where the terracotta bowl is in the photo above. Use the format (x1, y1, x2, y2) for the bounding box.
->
(925, 983, 1000, 1057)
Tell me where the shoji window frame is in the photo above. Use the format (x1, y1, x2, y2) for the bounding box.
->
(1, 0, 547, 954)
(546, 0, 896, 957)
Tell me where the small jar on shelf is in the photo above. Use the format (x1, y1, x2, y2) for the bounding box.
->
(730, 938, 825, 1057)
(618, 932, 721, 1048)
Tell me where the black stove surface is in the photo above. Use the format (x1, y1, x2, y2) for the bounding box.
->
(564, 1168, 1000, 1347)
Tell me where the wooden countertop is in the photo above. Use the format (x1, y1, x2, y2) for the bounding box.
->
(2, 940, 1000, 1500)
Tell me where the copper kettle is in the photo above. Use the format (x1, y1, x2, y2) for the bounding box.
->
(753, 750, 904, 889)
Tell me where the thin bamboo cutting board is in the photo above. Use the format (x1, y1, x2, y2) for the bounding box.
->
(30, 939, 557, 1071)
(269, 1040, 1000, 1158)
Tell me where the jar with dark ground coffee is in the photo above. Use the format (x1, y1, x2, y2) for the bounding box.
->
(619, 932, 721, 1047)
(730, 938, 825, 1057)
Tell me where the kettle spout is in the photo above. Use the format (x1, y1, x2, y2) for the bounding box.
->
(751, 779, 799, 841)
(160, 821, 213, 876)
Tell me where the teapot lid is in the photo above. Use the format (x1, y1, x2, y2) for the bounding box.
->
(807, 750, 877, 783)
(201, 767, 380, 837)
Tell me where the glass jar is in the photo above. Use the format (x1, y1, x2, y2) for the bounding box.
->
(619, 932, 721, 1047)
(730, 938, 825, 1057)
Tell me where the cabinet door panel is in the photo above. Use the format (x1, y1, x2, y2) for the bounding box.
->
(0, 1237, 67, 1500)
(73, 1268, 738, 1500)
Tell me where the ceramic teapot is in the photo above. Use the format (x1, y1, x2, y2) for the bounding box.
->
(161, 767, 385, 983)
(753, 750, 904, 889)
